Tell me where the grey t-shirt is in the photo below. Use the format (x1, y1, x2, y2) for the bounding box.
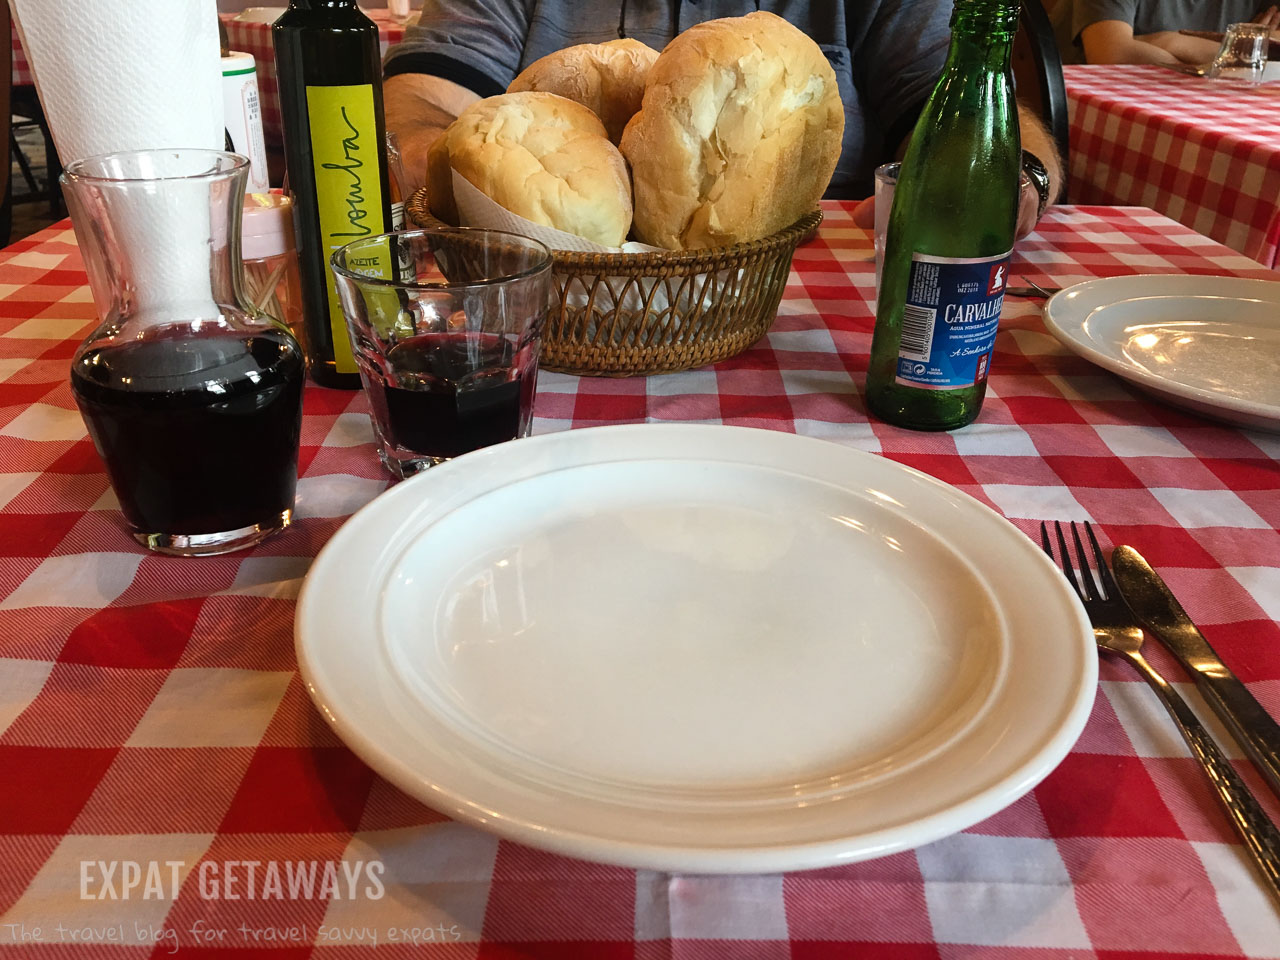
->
(1052, 0, 1264, 63)
(384, 0, 952, 197)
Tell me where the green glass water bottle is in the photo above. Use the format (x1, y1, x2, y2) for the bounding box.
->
(865, 0, 1022, 431)
(274, 0, 393, 389)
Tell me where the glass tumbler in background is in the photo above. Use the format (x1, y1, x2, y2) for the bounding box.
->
(331, 228, 554, 478)
(873, 161, 900, 302)
(1207, 23, 1269, 82)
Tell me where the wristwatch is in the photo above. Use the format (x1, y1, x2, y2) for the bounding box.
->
(1020, 150, 1052, 221)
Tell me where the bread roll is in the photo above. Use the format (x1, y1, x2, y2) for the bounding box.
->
(508, 39, 659, 144)
(620, 11, 843, 250)
(428, 91, 633, 247)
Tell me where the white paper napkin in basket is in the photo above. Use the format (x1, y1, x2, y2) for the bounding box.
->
(451, 171, 664, 254)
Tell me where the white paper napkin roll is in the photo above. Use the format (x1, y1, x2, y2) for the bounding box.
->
(10, 0, 225, 322)
(10, 0, 223, 163)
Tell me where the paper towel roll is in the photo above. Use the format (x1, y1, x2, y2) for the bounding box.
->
(10, 0, 226, 323)
(63, 151, 246, 327)
(9, 0, 223, 163)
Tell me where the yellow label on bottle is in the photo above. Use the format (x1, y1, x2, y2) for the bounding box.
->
(306, 83, 387, 374)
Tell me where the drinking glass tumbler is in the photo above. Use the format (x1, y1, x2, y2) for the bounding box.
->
(1207, 23, 1269, 83)
(332, 228, 554, 478)
(873, 161, 901, 302)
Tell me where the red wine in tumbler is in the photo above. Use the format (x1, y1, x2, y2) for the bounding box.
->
(362, 332, 538, 461)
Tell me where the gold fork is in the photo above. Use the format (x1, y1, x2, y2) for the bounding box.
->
(1041, 521, 1280, 908)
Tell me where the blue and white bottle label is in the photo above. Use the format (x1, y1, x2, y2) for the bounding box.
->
(893, 251, 1011, 390)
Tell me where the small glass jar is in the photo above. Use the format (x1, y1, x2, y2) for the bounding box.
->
(386, 0, 413, 26)
(242, 193, 306, 350)
(386, 130, 409, 229)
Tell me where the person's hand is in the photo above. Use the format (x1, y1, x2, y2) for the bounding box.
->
(1254, 5, 1280, 38)
(1016, 174, 1040, 241)
(384, 75, 480, 194)
(852, 196, 874, 229)
(393, 129, 436, 196)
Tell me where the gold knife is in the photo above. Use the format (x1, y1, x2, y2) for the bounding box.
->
(1113, 545, 1280, 800)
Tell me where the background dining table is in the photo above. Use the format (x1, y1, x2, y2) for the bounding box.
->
(1, 200, 1279, 957)
(1065, 63, 1280, 269)
(9, 20, 31, 86)
(220, 9, 408, 153)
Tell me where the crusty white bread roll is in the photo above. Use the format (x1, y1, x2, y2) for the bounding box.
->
(620, 11, 844, 250)
(508, 38, 660, 144)
(427, 91, 633, 247)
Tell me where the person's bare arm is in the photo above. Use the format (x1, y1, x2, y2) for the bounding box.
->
(384, 73, 481, 193)
(1136, 30, 1221, 63)
(1080, 19, 1182, 64)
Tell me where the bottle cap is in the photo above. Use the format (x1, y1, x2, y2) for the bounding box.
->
(221, 50, 257, 77)
(241, 193, 296, 261)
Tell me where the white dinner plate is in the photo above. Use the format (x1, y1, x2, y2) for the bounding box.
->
(1044, 274, 1280, 432)
(296, 424, 1095, 873)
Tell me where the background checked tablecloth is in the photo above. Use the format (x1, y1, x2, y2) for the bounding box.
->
(220, 11, 407, 153)
(1065, 64, 1280, 269)
(9, 21, 31, 88)
(1, 202, 1279, 958)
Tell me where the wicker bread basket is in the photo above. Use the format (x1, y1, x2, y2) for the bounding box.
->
(406, 187, 821, 377)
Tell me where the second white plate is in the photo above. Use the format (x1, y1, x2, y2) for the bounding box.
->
(1044, 274, 1280, 432)
(296, 425, 1095, 873)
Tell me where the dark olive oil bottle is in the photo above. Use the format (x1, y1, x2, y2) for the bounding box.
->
(273, 0, 392, 389)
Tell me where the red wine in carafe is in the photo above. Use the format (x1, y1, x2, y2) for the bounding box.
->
(70, 329, 305, 537)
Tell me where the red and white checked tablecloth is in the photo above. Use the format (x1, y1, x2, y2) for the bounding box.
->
(1065, 63, 1280, 269)
(1, 201, 1280, 958)
(10, 20, 32, 87)
(221, 11, 407, 153)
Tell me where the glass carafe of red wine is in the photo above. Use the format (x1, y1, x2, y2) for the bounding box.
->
(63, 149, 305, 556)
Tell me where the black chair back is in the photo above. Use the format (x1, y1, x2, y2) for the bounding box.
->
(1015, 0, 1070, 198)
(2, 2, 13, 246)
